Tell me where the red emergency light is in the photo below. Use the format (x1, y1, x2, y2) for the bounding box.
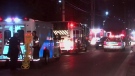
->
(0, 17, 3, 21)
(70, 23, 74, 27)
(0, 17, 2, 21)
(24, 17, 29, 21)
(68, 22, 74, 28)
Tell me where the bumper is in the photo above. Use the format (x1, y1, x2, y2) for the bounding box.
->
(60, 47, 73, 50)
(104, 46, 124, 50)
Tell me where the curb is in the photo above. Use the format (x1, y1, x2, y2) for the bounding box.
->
(126, 55, 135, 76)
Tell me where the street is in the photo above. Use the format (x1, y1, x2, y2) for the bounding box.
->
(0, 46, 134, 76)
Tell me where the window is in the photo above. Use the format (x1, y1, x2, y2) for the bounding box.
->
(17, 30, 24, 43)
(76, 30, 79, 34)
(4, 30, 11, 44)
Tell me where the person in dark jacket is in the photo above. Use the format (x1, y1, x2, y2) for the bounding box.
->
(8, 33, 21, 70)
(32, 31, 40, 59)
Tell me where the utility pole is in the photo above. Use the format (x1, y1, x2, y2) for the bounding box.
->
(62, 0, 65, 21)
(91, 0, 95, 28)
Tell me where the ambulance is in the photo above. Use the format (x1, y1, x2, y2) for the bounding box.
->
(0, 17, 60, 63)
(89, 29, 106, 45)
(52, 21, 88, 53)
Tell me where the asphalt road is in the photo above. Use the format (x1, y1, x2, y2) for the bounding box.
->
(0, 46, 133, 76)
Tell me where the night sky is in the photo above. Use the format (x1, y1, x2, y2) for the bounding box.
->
(0, 0, 135, 31)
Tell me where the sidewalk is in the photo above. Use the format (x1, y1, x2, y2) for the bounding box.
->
(126, 53, 135, 76)
(126, 44, 135, 76)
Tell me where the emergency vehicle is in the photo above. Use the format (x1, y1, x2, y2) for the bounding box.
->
(52, 21, 88, 53)
(0, 17, 61, 63)
(103, 34, 126, 51)
(89, 29, 106, 45)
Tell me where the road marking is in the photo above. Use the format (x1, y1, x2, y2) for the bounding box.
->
(114, 52, 134, 76)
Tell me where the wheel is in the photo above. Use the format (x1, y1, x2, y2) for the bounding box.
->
(44, 54, 49, 64)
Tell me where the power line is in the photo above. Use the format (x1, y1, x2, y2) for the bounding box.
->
(65, 1, 89, 13)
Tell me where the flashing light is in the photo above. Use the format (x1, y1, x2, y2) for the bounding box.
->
(5, 17, 21, 23)
(24, 17, 29, 21)
(109, 35, 114, 38)
(131, 31, 135, 35)
(70, 23, 73, 27)
(24, 17, 27, 20)
(91, 29, 101, 33)
(5, 18, 12, 22)
(109, 35, 122, 38)
(68, 22, 74, 28)
(59, 0, 62, 3)
(105, 11, 109, 16)
(14, 18, 21, 23)
(0, 17, 2, 21)
(70, 23, 74, 27)
(120, 34, 124, 36)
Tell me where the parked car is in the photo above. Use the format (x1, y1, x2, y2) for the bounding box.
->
(95, 37, 108, 49)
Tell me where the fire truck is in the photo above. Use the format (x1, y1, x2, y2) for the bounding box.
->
(52, 21, 88, 53)
(0, 17, 60, 63)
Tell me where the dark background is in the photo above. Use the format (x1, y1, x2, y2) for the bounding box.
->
(0, 0, 135, 31)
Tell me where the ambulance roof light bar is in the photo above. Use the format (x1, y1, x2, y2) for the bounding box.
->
(5, 17, 21, 23)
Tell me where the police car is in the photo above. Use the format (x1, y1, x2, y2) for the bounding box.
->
(103, 35, 125, 51)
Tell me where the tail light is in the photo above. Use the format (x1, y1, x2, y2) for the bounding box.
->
(118, 42, 122, 46)
(104, 41, 106, 45)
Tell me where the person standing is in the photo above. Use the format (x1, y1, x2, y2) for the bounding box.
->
(8, 33, 21, 70)
(31, 31, 40, 59)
